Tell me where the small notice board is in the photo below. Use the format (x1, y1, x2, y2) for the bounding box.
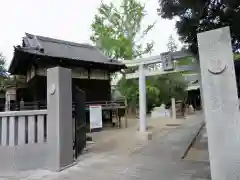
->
(89, 105, 103, 130)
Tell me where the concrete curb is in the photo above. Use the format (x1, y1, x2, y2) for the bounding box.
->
(181, 122, 205, 159)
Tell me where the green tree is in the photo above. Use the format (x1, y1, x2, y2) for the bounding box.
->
(158, 0, 240, 54)
(0, 53, 25, 91)
(0, 53, 7, 76)
(167, 35, 178, 52)
(90, 0, 155, 60)
(90, 0, 188, 112)
(146, 74, 187, 111)
(0, 53, 8, 91)
(90, 0, 155, 106)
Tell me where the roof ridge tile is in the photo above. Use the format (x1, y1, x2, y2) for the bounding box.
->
(25, 33, 95, 49)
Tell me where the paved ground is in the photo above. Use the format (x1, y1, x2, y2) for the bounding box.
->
(0, 113, 211, 180)
(185, 126, 209, 163)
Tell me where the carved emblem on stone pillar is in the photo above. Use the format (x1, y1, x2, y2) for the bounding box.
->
(49, 84, 56, 95)
(208, 58, 226, 74)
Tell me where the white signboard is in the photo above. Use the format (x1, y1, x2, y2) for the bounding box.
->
(89, 105, 103, 129)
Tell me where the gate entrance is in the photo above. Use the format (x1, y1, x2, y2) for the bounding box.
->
(72, 84, 87, 159)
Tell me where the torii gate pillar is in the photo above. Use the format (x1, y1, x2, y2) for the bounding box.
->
(139, 64, 147, 132)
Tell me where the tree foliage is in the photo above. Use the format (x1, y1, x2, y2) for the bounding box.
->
(117, 73, 187, 111)
(0, 53, 25, 91)
(158, 0, 240, 54)
(90, 0, 155, 60)
(90, 0, 155, 106)
(146, 74, 187, 110)
(167, 35, 178, 52)
(0, 53, 7, 77)
(0, 53, 8, 91)
(90, 0, 187, 112)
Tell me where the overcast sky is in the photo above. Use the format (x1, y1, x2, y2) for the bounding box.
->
(0, 0, 180, 67)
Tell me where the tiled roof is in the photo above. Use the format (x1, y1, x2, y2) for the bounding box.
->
(20, 33, 123, 66)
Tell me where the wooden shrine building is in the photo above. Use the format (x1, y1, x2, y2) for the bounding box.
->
(8, 33, 125, 106)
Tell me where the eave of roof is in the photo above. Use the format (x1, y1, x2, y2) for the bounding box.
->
(19, 47, 124, 66)
(9, 47, 126, 74)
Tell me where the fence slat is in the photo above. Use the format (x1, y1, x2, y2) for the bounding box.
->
(1, 117, 7, 146)
(18, 116, 25, 145)
(28, 116, 35, 144)
(9, 116, 15, 146)
(37, 115, 44, 143)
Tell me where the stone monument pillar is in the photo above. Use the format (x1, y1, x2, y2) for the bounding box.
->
(198, 27, 240, 179)
(46, 67, 73, 171)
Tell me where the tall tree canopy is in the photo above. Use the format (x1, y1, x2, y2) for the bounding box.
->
(90, 0, 155, 60)
(90, 0, 155, 106)
(158, 0, 240, 54)
(91, 0, 187, 111)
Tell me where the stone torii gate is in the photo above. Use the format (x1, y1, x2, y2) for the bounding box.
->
(122, 51, 196, 133)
